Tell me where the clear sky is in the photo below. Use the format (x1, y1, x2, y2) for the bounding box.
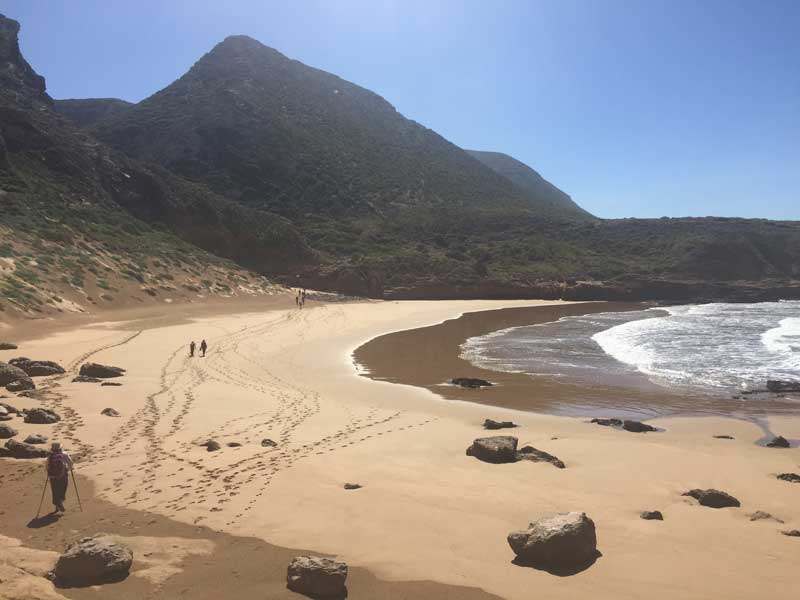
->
(2, 0, 798, 219)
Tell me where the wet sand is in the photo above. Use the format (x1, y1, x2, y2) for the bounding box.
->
(355, 301, 800, 422)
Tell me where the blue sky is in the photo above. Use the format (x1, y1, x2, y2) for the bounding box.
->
(3, 0, 798, 219)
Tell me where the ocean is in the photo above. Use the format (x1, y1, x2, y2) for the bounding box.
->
(461, 301, 800, 397)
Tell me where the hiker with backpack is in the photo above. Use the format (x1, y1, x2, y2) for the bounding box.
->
(46, 442, 73, 513)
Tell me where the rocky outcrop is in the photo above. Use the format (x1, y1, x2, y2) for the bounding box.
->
(766, 380, 800, 393)
(451, 377, 493, 388)
(749, 511, 783, 523)
(23, 408, 60, 424)
(483, 419, 517, 430)
(23, 433, 47, 444)
(1, 439, 49, 458)
(79, 363, 125, 379)
(286, 555, 347, 598)
(777, 473, 800, 484)
(640, 510, 663, 520)
(466, 436, 518, 464)
(508, 512, 597, 570)
(683, 489, 740, 509)
(100, 408, 120, 417)
(52, 536, 133, 586)
(766, 436, 790, 448)
(0, 423, 18, 438)
(0, 361, 35, 391)
(517, 446, 566, 469)
(8, 357, 65, 376)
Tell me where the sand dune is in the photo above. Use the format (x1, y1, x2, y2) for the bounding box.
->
(1, 297, 798, 599)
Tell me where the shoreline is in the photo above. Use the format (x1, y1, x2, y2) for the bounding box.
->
(2, 297, 799, 599)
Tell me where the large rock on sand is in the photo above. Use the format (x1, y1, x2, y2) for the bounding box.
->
(466, 436, 518, 464)
(0, 361, 35, 391)
(622, 419, 657, 433)
(777, 473, 800, 484)
(53, 536, 133, 586)
(9, 357, 65, 377)
(0, 342, 18, 350)
(286, 555, 347, 598)
(24, 433, 48, 444)
(23, 408, 61, 424)
(483, 419, 517, 430)
(2, 439, 49, 458)
(508, 512, 597, 570)
(683, 488, 740, 508)
(766, 436, 791, 448)
(0, 423, 18, 438)
(517, 445, 566, 469)
(79, 363, 125, 379)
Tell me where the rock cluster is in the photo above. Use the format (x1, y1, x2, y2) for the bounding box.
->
(23, 408, 61, 424)
(466, 436, 565, 468)
(0, 361, 35, 392)
(683, 488, 740, 508)
(79, 363, 125, 379)
(9, 357, 65, 376)
(591, 417, 657, 433)
(286, 555, 347, 598)
(1, 438, 49, 458)
(52, 536, 133, 586)
(507, 512, 597, 570)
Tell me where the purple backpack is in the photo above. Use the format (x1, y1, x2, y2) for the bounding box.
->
(47, 452, 68, 479)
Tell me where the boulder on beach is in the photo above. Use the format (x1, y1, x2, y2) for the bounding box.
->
(101, 408, 121, 417)
(24, 433, 48, 444)
(0, 342, 18, 350)
(466, 436, 518, 464)
(483, 419, 518, 430)
(344, 483, 362, 490)
(261, 438, 277, 447)
(226, 441, 242, 447)
(101, 382, 122, 387)
(683, 488, 741, 509)
(6, 378, 35, 391)
(451, 377, 493, 388)
(517, 445, 566, 469)
(286, 555, 347, 598)
(640, 510, 664, 520)
(749, 511, 783, 523)
(766, 380, 800, 393)
(622, 420, 657, 433)
(0, 423, 18, 438)
(507, 512, 597, 570)
(23, 408, 61, 424)
(52, 536, 133, 586)
(79, 363, 125, 379)
(777, 473, 800, 484)
(590, 418, 622, 427)
(0, 361, 35, 392)
(9, 357, 65, 377)
(72, 375, 101, 383)
(200, 439, 221, 452)
(782, 530, 800, 537)
(766, 436, 790, 448)
(2, 438, 49, 458)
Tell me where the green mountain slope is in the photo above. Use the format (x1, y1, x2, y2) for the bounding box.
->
(466, 150, 590, 217)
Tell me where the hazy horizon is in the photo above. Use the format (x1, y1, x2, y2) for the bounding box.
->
(4, 0, 798, 220)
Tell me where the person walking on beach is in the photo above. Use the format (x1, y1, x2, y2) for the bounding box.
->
(189, 341, 196, 357)
(46, 442, 73, 513)
(200, 339, 208, 357)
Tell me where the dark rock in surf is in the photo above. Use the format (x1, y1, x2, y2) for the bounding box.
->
(23, 408, 60, 424)
(517, 446, 566, 469)
(451, 377, 493, 389)
(766, 436, 790, 448)
(24, 433, 48, 444)
(0, 423, 18, 438)
(777, 473, 800, 484)
(101, 408, 121, 417)
(79, 363, 125, 379)
(622, 420, 657, 433)
(640, 510, 664, 520)
(683, 488, 740, 509)
(286, 555, 347, 598)
(466, 436, 518, 464)
(590, 418, 622, 427)
(766, 380, 800, 393)
(507, 512, 597, 570)
(483, 419, 518, 430)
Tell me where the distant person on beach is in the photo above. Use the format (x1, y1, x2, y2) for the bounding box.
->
(46, 442, 73, 513)
(189, 341, 196, 357)
(200, 339, 208, 357)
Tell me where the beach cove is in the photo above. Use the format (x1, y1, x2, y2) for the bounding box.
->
(1, 296, 799, 600)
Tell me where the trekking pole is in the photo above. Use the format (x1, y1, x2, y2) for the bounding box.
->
(35, 472, 49, 519)
(69, 466, 83, 512)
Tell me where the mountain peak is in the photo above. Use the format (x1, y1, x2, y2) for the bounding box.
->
(0, 14, 47, 97)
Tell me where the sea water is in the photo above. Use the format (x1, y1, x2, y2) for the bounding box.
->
(461, 301, 800, 396)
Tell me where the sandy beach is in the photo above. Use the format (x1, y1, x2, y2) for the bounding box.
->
(2, 296, 799, 599)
